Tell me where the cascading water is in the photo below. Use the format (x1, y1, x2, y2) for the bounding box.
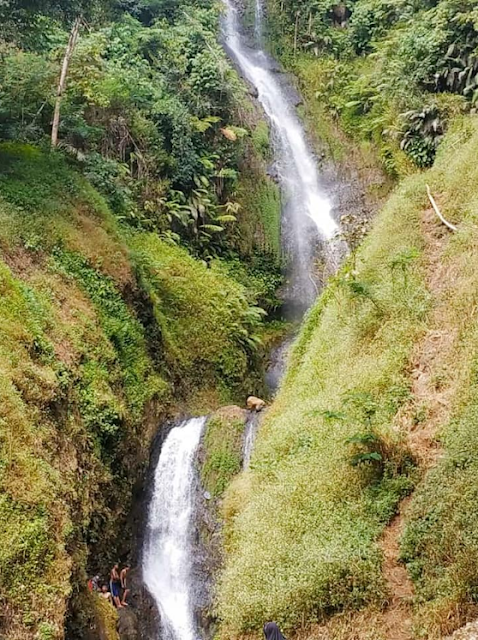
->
(243, 412, 260, 468)
(222, 0, 341, 314)
(143, 417, 206, 640)
(143, 2, 344, 637)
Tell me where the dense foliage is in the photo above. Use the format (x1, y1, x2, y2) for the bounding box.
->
(0, 142, 274, 638)
(0, 0, 281, 260)
(265, 0, 478, 172)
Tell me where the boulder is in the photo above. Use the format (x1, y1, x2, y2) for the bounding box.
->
(246, 396, 266, 412)
(117, 608, 138, 640)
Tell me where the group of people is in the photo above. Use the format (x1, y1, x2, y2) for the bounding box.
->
(87, 564, 130, 609)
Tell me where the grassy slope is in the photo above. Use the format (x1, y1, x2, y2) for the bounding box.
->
(399, 117, 478, 636)
(0, 142, 271, 639)
(218, 116, 478, 636)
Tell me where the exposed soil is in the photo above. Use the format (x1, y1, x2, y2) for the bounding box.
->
(377, 202, 459, 640)
(379, 498, 414, 640)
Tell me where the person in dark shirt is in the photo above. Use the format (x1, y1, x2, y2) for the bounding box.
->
(264, 622, 287, 640)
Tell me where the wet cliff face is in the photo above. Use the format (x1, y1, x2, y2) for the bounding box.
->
(118, 570, 159, 640)
(113, 421, 174, 640)
(125, 407, 248, 640)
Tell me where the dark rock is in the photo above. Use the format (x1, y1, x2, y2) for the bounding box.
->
(118, 609, 139, 640)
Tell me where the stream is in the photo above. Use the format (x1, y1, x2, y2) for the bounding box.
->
(142, 1, 342, 638)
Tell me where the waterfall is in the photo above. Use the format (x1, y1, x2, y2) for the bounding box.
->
(143, 417, 206, 640)
(243, 412, 261, 468)
(222, 0, 340, 312)
(254, 0, 263, 41)
(143, 2, 344, 636)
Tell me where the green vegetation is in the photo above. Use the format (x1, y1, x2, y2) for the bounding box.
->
(6, 0, 478, 638)
(0, 0, 281, 260)
(398, 119, 478, 636)
(0, 142, 273, 638)
(219, 166, 428, 632)
(218, 112, 478, 637)
(0, 0, 285, 631)
(201, 406, 247, 499)
(264, 0, 477, 176)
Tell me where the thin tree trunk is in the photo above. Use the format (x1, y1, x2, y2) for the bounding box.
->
(51, 16, 81, 147)
(426, 184, 457, 232)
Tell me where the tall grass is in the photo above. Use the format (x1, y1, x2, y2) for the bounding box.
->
(218, 170, 429, 633)
(399, 117, 478, 636)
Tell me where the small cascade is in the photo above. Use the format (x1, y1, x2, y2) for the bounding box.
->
(143, 417, 206, 640)
(243, 412, 261, 468)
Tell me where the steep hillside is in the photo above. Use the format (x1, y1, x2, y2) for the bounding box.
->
(0, 143, 274, 639)
(218, 116, 478, 639)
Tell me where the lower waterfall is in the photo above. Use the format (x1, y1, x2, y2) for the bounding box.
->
(143, 417, 206, 640)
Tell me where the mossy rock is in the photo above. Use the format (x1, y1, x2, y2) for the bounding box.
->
(201, 406, 248, 500)
(91, 594, 119, 640)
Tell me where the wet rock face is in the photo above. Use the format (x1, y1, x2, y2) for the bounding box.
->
(117, 423, 174, 640)
(118, 608, 139, 640)
(119, 568, 160, 640)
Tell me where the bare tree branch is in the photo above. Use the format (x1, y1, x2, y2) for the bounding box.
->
(426, 184, 457, 232)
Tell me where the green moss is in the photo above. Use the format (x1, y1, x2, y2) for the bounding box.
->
(251, 121, 271, 160)
(129, 232, 264, 396)
(53, 248, 165, 417)
(236, 169, 281, 259)
(201, 409, 247, 499)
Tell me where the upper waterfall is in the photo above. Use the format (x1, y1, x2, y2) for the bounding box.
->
(222, 0, 339, 311)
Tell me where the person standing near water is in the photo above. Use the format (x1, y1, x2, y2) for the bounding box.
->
(110, 563, 122, 608)
(120, 565, 130, 606)
(264, 622, 287, 640)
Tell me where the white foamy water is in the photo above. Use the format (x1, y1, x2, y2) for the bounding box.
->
(143, 417, 206, 640)
(222, 0, 339, 308)
(243, 412, 260, 468)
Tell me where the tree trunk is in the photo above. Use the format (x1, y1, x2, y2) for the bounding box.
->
(51, 16, 81, 147)
(294, 12, 299, 56)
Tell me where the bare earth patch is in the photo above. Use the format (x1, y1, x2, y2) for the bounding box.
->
(378, 203, 460, 640)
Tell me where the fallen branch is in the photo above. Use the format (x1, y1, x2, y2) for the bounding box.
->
(426, 184, 457, 232)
